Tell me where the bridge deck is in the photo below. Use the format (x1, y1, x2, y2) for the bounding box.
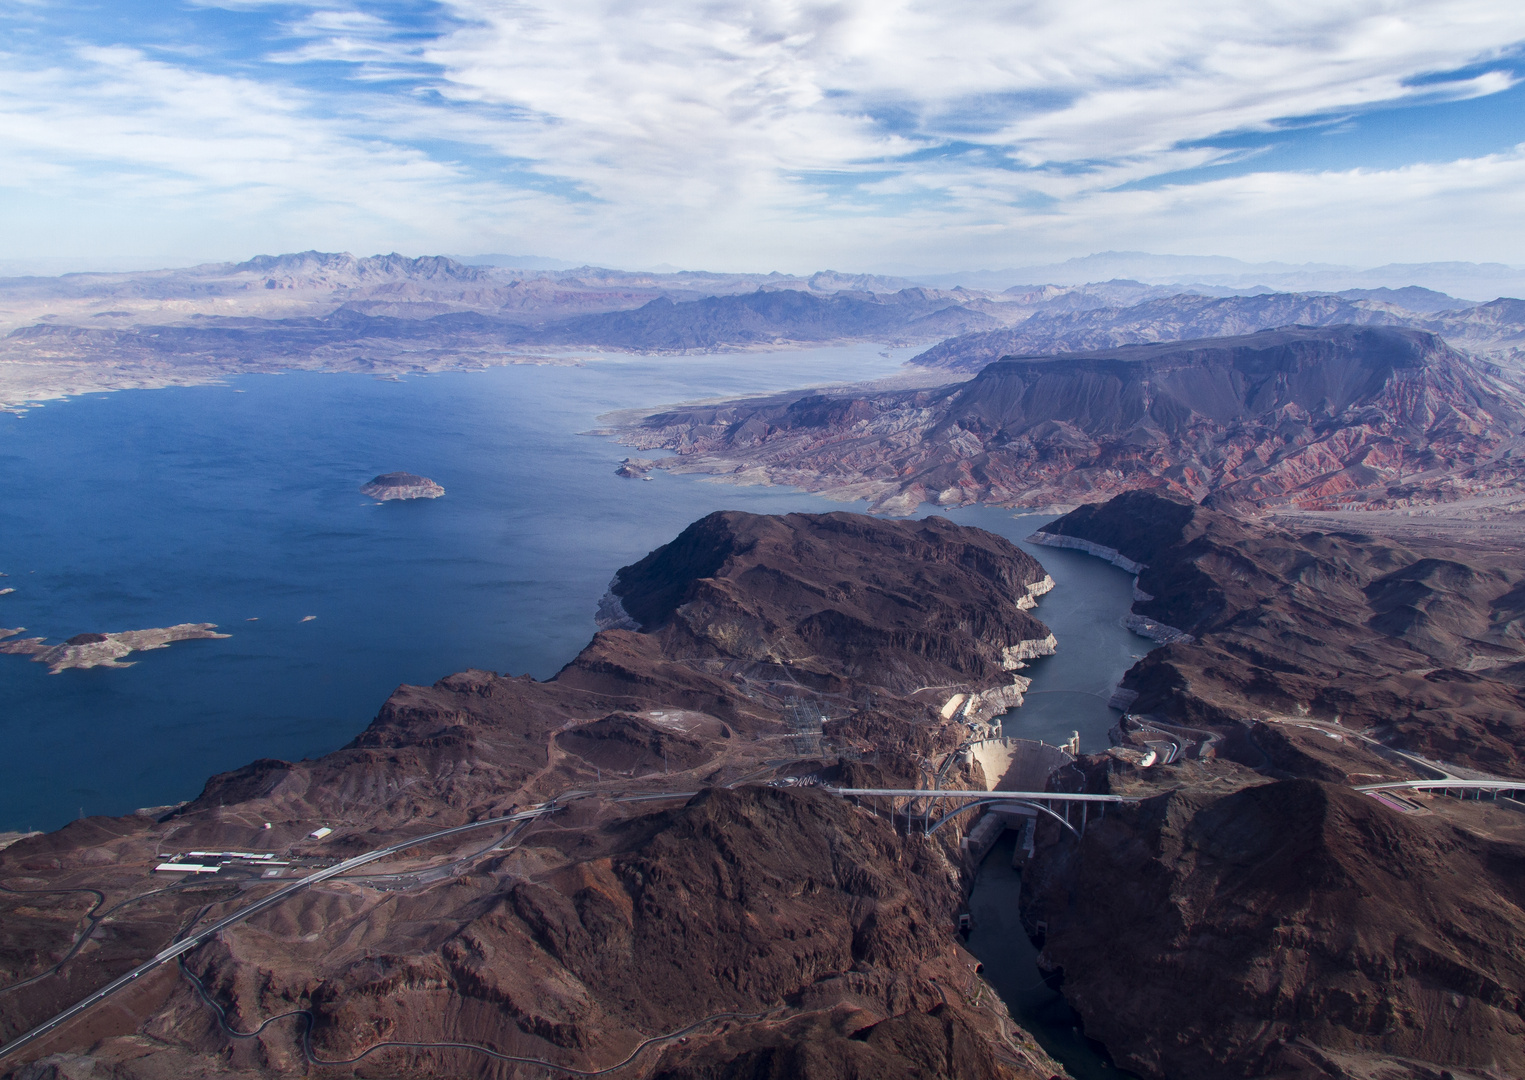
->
(826, 787, 1134, 803)
(1356, 779, 1525, 793)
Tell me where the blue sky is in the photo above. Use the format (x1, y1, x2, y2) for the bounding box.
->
(2, 0, 1524, 273)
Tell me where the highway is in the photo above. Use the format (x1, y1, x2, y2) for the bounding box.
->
(0, 803, 561, 1063)
(1355, 778, 1525, 795)
(827, 787, 1133, 803)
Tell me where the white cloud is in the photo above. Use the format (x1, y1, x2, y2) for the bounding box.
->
(1, 0, 1523, 269)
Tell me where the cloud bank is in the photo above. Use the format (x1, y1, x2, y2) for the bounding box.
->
(2, 0, 1523, 271)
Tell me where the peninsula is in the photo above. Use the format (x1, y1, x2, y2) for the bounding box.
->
(606, 325, 1525, 519)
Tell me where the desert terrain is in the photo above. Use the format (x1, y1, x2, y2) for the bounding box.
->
(0, 512, 1067, 1079)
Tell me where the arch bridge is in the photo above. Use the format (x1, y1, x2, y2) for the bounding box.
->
(824, 787, 1136, 838)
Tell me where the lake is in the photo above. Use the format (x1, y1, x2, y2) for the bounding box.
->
(0, 347, 1142, 831)
(1, 346, 925, 831)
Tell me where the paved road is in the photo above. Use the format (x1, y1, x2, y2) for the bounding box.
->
(827, 787, 1133, 803)
(1356, 778, 1525, 794)
(0, 804, 560, 1063)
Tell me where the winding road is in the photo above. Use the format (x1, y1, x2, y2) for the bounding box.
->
(0, 803, 562, 1063)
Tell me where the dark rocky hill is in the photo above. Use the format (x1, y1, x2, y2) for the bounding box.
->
(613, 326, 1525, 513)
(1026, 777, 1525, 1080)
(604, 511, 1053, 696)
(1038, 489, 1525, 772)
(1017, 490, 1525, 1080)
(0, 512, 1057, 1080)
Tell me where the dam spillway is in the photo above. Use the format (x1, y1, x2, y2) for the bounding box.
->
(962, 736, 1078, 865)
(970, 735, 1075, 792)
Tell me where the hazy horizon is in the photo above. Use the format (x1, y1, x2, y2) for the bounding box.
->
(4, 247, 1524, 302)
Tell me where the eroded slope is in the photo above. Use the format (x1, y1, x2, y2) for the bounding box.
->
(613, 326, 1525, 514)
(1020, 490, 1525, 1080)
(0, 512, 1059, 1080)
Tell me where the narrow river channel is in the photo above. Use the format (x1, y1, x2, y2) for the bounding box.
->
(941, 510, 1149, 1079)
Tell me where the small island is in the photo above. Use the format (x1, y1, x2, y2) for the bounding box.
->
(0, 623, 231, 673)
(360, 472, 445, 500)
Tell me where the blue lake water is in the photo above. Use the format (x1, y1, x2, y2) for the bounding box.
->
(0, 347, 1140, 835)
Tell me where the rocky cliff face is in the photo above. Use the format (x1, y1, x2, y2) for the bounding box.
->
(614, 326, 1525, 514)
(1042, 490, 1525, 773)
(0, 512, 1059, 1080)
(1024, 778, 1525, 1080)
(1017, 490, 1525, 1080)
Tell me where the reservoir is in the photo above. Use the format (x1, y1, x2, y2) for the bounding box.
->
(0, 345, 916, 832)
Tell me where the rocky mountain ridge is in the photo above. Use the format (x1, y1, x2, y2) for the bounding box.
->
(6, 249, 1525, 414)
(1016, 490, 1525, 1080)
(914, 292, 1525, 370)
(609, 325, 1525, 515)
(0, 511, 1060, 1080)
(5, 502, 1525, 1080)
(918, 250, 1525, 300)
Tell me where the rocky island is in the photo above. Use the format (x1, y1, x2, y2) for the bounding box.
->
(0, 623, 230, 674)
(360, 471, 445, 500)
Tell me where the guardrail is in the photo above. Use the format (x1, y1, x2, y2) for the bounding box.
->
(824, 787, 1135, 837)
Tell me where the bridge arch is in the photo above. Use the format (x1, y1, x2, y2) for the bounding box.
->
(925, 797, 1080, 838)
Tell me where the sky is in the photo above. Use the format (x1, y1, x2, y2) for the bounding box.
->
(2, 0, 1524, 274)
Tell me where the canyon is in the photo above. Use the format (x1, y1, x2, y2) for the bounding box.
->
(3, 498, 1523, 1080)
(1023, 491, 1525, 1080)
(6, 254, 1525, 1080)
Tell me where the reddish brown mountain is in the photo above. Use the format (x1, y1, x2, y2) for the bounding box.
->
(1025, 778, 1525, 1080)
(0, 512, 1056, 1080)
(1020, 491, 1525, 1080)
(1040, 489, 1525, 772)
(603, 510, 1053, 697)
(614, 326, 1525, 513)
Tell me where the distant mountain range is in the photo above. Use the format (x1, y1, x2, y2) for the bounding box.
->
(4, 249, 1525, 411)
(914, 251, 1525, 302)
(914, 293, 1525, 369)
